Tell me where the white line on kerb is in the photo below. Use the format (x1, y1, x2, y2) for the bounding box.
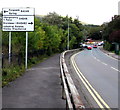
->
(111, 67, 120, 72)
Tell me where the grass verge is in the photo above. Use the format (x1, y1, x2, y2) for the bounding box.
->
(2, 54, 52, 87)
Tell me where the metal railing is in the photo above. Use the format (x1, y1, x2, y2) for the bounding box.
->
(60, 49, 85, 110)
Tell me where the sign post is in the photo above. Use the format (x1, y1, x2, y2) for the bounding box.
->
(2, 7, 34, 69)
(25, 32, 28, 69)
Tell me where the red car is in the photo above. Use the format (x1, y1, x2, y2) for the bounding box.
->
(87, 46, 92, 50)
(93, 44, 97, 48)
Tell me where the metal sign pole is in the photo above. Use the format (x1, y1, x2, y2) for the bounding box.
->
(9, 32, 11, 64)
(25, 32, 28, 69)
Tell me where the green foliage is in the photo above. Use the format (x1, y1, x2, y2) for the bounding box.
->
(103, 41, 112, 51)
(83, 25, 103, 40)
(12, 32, 26, 55)
(29, 27, 46, 51)
(43, 13, 85, 49)
(2, 12, 95, 86)
(101, 15, 120, 53)
(69, 36, 76, 49)
(102, 15, 120, 42)
(2, 65, 25, 87)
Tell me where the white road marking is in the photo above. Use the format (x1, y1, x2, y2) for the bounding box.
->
(101, 62, 107, 66)
(98, 48, 118, 61)
(92, 50, 119, 72)
(71, 52, 111, 109)
(111, 67, 120, 72)
(91, 50, 113, 67)
(97, 59, 100, 62)
(95, 57, 119, 72)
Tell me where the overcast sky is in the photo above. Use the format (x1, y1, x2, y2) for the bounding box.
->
(1, 0, 119, 25)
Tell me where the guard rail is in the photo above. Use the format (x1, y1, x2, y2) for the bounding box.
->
(60, 49, 85, 110)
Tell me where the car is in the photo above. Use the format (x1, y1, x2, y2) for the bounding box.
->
(82, 44, 88, 49)
(93, 44, 97, 48)
(98, 42, 102, 46)
(82, 44, 86, 47)
(87, 46, 92, 50)
(98, 41, 104, 46)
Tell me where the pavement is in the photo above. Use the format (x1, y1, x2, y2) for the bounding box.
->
(2, 54, 66, 109)
(99, 46, 120, 60)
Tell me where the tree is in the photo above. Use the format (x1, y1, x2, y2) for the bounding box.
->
(102, 15, 120, 42)
(84, 25, 103, 40)
(43, 12, 63, 28)
(109, 30, 120, 43)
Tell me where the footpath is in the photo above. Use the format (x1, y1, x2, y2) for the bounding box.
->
(2, 54, 66, 109)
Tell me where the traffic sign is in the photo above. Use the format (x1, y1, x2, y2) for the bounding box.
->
(2, 8, 35, 16)
(2, 7, 34, 31)
(3, 16, 34, 31)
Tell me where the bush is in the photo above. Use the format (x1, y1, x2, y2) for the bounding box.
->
(103, 41, 112, 51)
(2, 65, 25, 87)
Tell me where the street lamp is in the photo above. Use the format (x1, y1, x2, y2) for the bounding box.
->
(100, 30, 103, 40)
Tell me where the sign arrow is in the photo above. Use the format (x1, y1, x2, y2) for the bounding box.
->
(4, 10, 8, 13)
(28, 22, 33, 25)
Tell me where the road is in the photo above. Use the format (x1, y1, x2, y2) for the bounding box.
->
(71, 47, 119, 109)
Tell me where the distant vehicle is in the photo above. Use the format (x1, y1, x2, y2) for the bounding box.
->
(82, 44, 86, 47)
(87, 46, 92, 50)
(98, 41, 104, 46)
(84, 45, 88, 48)
(98, 43, 102, 46)
(93, 44, 97, 48)
(82, 44, 88, 48)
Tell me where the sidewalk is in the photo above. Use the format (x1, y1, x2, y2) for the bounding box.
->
(2, 54, 66, 109)
(99, 46, 120, 60)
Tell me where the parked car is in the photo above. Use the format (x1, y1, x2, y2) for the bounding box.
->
(87, 46, 92, 50)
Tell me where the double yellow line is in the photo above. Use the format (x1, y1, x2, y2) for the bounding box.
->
(71, 52, 111, 110)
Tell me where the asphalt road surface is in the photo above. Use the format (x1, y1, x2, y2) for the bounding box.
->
(2, 54, 66, 109)
(71, 47, 119, 109)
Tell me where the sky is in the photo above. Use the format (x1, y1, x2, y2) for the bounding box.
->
(0, 0, 120, 25)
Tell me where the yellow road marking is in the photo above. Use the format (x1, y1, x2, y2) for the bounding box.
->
(71, 52, 111, 110)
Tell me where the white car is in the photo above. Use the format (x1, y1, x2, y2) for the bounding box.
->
(82, 44, 86, 48)
(98, 41, 104, 46)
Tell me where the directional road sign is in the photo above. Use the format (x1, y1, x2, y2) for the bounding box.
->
(2, 7, 35, 31)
